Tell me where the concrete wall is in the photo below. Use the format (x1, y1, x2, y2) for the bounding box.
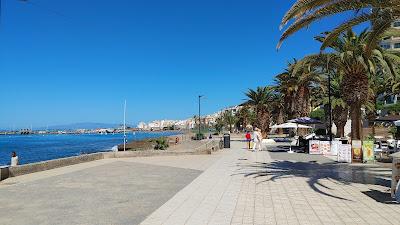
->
(0, 167, 9, 181)
(1, 140, 222, 181)
(8, 153, 105, 178)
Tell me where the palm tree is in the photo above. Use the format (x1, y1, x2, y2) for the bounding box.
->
(214, 116, 224, 134)
(222, 110, 237, 133)
(270, 89, 285, 135)
(245, 86, 275, 138)
(301, 30, 400, 139)
(274, 59, 322, 124)
(291, 59, 323, 118)
(235, 106, 254, 131)
(279, 0, 400, 53)
(323, 74, 349, 138)
(275, 61, 299, 119)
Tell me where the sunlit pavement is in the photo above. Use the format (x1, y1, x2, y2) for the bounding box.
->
(141, 141, 399, 225)
(0, 141, 399, 225)
(0, 155, 221, 225)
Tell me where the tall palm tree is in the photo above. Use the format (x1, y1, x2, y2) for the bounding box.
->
(245, 86, 275, 138)
(275, 61, 300, 119)
(279, 0, 400, 53)
(301, 30, 400, 139)
(323, 74, 349, 138)
(292, 59, 323, 118)
(270, 89, 285, 135)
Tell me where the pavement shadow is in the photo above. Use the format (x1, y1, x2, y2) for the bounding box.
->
(234, 159, 392, 202)
(362, 189, 399, 204)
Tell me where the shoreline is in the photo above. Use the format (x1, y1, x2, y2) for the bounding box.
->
(0, 131, 183, 166)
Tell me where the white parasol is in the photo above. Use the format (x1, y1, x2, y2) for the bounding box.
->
(271, 122, 312, 129)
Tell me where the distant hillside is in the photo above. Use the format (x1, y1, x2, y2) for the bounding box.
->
(39, 123, 120, 130)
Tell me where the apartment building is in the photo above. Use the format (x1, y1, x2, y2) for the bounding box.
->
(380, 20, 400, 50)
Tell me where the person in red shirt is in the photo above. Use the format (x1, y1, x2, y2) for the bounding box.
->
(245, 131, 251, 149)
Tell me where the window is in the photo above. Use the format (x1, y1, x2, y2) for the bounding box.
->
(381, 44, 391, 49)
(394, 21, 400, 27)
(395, 43, 400, 49)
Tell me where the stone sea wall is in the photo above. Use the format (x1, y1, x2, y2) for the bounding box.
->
(1, 140, 222, 181)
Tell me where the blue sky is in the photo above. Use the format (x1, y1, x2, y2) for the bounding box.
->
(0, 0, 350, 128)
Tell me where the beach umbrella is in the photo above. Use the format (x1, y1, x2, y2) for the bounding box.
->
(271, 122, 311, 154)
(288, 117, 322, 124)
(271, 122, 312, 129)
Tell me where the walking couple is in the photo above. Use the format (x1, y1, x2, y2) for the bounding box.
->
(246, 128, 262, 152)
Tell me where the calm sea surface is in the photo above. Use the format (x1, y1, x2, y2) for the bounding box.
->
(0, 131, 179, 166)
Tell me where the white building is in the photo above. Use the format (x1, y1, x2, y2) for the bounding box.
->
(136, 104, 242, 131)
(137, 122, 147, 130)
(380, 20, 400, 50)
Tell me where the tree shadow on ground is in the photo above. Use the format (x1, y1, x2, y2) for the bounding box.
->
(233, 159, 393, 202)
(362, 189, 399, 204)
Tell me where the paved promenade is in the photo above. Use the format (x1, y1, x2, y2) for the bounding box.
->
(141, 141, 399, 225)
(0, 155, 220, 225)
(0, 141, 399, 225)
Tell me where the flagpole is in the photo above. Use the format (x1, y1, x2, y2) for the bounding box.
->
(123, 100, 126, 151)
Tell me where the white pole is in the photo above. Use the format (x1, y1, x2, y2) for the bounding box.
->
(123, 100, 127, 151)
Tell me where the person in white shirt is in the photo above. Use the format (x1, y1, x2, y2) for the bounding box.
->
(11, 151, 18, 167)
(252, 128, 262, 152)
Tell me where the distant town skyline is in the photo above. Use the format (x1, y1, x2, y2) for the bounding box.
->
(1, 0, 351, 128)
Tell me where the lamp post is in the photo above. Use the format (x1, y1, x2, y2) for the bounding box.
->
(328, 72, 333, 142)
(325, 56, 333, 142)
(198, 95, 204, 137)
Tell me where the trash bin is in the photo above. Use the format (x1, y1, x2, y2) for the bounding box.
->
(223, 133, 230, 148)
(391, 152, 400, 201)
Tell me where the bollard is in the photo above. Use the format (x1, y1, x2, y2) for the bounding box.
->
(391, 152, 400, 199)
(219, 139, 224, 149)
(0, 166, 9, 181)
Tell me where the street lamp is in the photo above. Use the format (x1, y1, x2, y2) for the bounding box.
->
(328, 72, 333, 142)
(198, 95, 204, 138)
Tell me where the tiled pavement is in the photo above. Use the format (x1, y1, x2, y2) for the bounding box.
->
(140, 141, 400, 225)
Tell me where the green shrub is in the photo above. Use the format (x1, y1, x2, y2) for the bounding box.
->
(364, 134, 375, 141)
(309, 108, 325, 120)
(154, 137, 169, 150)
(192, 133, 205, 140)
(389, 126, 397, 136)
(384, 103, 400, 114)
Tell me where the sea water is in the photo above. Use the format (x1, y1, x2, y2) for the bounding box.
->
(0, 131, 179, 166)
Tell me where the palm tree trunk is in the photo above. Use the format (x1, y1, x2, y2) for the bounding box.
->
(302, 87, 310, 117)
(257, 107, 270, 139)
(277, 109, 284, 135)
(333, 105, 348, 138)
(337, 125, 345, 138)
(343, 68, 368, 141)
(350, 102, 362, 140)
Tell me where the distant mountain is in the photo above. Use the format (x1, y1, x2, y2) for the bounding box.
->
(38, 123, 121, 130)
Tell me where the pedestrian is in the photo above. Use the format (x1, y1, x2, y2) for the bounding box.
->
(245, 131, 251, 149)
(175, 137, 179, 145)
(11, 151, 18, 167)
(252, 128, 262, 152)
